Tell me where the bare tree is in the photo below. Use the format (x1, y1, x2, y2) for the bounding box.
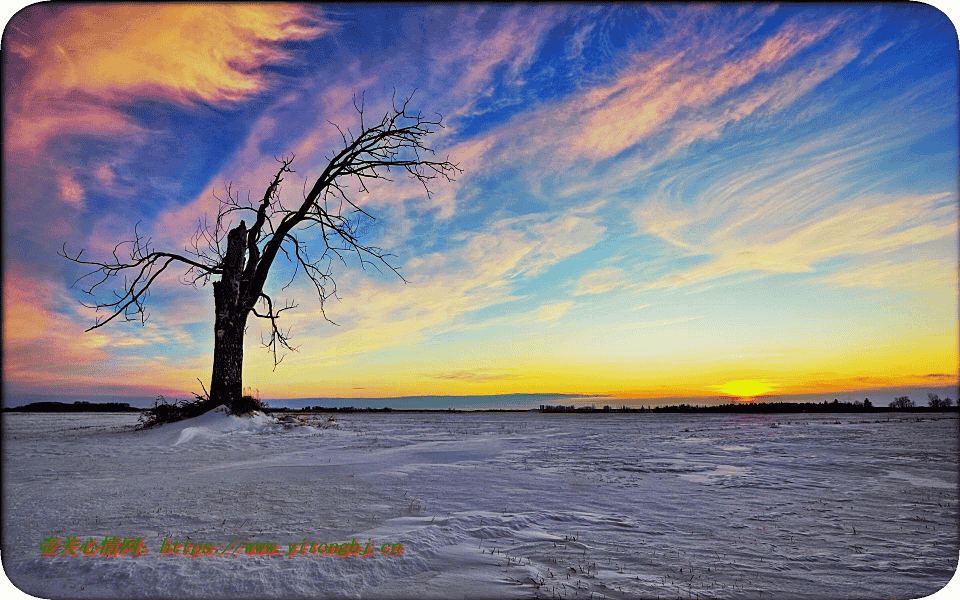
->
(61, 95, 460, 413)
(889, 396, 915, 409)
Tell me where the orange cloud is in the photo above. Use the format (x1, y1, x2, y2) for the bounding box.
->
(13, 4, 331, 104)
(3, 267, 210, 395)
(6, 4, 332, 152)
(2, 269, 108, 385)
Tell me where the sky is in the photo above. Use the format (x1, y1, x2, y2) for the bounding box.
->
(2, 3, 958, 408)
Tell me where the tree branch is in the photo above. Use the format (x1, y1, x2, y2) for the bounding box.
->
(62, 92, 459, 370)
(59, 230, 221, 331)
(251, 292, 299, 368)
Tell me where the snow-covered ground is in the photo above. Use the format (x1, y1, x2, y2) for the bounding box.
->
(2, 409, 957, 599)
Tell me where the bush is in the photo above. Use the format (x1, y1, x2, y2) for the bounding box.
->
(229, 394, 269, 416)
(136, 387, 268, 429)
(136, 393, 220, 429)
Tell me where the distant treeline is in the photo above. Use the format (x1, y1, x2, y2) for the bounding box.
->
(9, 398, 956, 415)
(540, 398, 958, 414)
(268, 406, 456, 413)
(4, 401, 144, 412)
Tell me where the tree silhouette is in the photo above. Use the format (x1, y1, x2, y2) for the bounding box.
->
(927, 393, 954, 408)
(889, 396, 915, 409)
(61, 95, 459, 413)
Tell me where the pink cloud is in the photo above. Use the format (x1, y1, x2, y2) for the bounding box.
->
(570, 17, 846, 161)
(428, 6, 563, 118)
(55, 169, 85, 209)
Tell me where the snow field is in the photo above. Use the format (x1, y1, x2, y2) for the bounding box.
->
(2, 410, 958, 599)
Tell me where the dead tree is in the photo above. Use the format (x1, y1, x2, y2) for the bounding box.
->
(61, 95, 460, 413)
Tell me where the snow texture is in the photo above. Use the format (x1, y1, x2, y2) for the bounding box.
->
(2, 410, 958, 599)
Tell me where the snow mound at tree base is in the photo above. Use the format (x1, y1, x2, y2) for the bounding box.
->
(135, 406, 283, 445)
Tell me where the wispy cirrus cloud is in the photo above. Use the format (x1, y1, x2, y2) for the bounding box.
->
(816, 257, 957, 290)
(431, 369, 519, 382)
(479, 7, 860, 174)
(574, 267, 629, 296)
(537, 302, 574, 323)
(426, 5, 565, 120)
(237, 209, 606, 368)
(631, 116, 958, 290)
(568, 16, 848, 161)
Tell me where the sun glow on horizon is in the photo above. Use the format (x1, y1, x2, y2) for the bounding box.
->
(715, 380, 776, 399)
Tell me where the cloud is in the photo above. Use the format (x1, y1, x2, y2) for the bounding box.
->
(574, 266, 628, 296)
(7, 5, 953, 402)
(663, 40, 863, 155)
(243, 210, 606, 363)
(93, 163, 117, 186)
(560, 13, 848, 161)
(797, 372, 960, 395)
(431, 369, 519, 382)
(638, 191, 956, 291)
(921, 373, 953, 379)
(3, 268, 109, 386)
(11, 4, 331, 105)
(2, 260, 211, 396)
(175, 6, 950, 381)
(55, 169, 85, 209)
(623, 79, 958, 293)
(537, 302, 574, 322)
(629, 316, 706, 330)
(426, 6, 872, 238)
(3, 101, 147, 154)
(5, 4, 332, 153)
(816, 257, 957, 289)
(427, 5, 564, 120)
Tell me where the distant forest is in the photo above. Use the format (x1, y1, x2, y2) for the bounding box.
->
(540, 395, 957, 414)
(4, 401, 142, 412)
(5, 395, 958, 414)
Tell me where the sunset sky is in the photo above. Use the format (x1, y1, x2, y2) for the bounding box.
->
(3, 4, 958, 408)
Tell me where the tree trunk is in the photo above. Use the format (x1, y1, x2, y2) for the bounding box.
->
(209, 221, 249, 412)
